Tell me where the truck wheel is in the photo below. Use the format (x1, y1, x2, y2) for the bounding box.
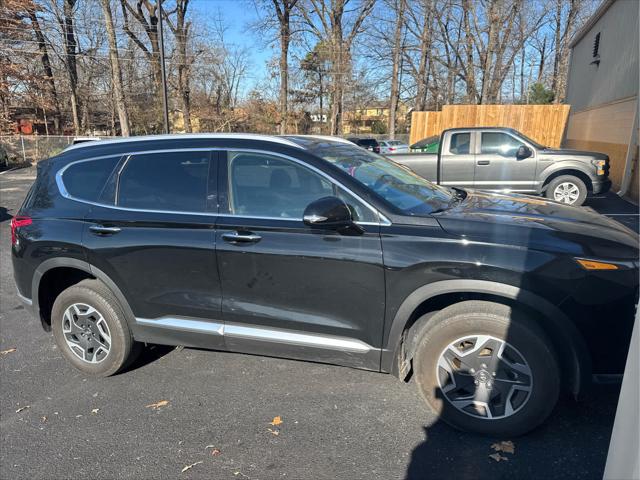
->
(545, 175, 587, 206)
(51, 279, 140, 377)
(413, 301, 560, 437)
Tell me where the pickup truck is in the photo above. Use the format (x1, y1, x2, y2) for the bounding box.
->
(390, 127, 611, 206)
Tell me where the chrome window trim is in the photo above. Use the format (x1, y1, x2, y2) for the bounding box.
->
(56, 147, 392, 226)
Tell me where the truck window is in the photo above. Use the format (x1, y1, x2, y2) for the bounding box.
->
(449, 133, 471, 155)
(481, 132, 524, 157)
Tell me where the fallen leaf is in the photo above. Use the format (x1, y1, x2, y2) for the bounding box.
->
(489, 453, 509, 462)
(233, 472, 249, 478)
(210, 448, 221, 456)
(181, 461, 203, 473)
(91, 408, 100, 414)
(40, 416, 47, 423)
(1, 348, 16, 355)
(146, 400, 169, 410)
(269, 416, 283, 426)
(15, 405, 30, 413)
(491, 441, 515, 454)
(267, 428, 280, 436)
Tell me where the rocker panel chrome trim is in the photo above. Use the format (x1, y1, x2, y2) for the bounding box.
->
(135, 317, 373, 353)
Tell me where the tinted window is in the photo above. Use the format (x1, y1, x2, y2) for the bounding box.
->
(63, 156, 120, 202)
(298, 141, 453, 215)
(228, 152, 377, 222)
(118, 151, 210, 212)
(228, 152, 333, 219)
(449, 133, 471, 155)
(358, 139, 378, 147)
(481, 132, 524, 157)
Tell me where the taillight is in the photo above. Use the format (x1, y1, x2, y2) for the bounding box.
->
(10, 216, 32, 245)
(389, 147, 395, 152)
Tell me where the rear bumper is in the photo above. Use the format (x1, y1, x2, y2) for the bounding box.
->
(592, 178, 612, 195)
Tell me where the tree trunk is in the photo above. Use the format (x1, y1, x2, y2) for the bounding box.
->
(480, 0, 499, 103)
(462, 0, 477, 103)
(388, 0, 405, 138)
(278, 18, 290, 134)
(28, 9, 61, 133)
(100, 0, 130, 136)
(415, 0, 433, 111)
(62, 0, 80, 134)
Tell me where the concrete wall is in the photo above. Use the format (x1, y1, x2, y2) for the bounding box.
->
(565, 0, 639, 112)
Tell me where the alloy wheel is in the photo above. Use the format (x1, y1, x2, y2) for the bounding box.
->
(553, 182, 580, 204)
(436, 335, 533, 420)
(62, 303, 112, 364)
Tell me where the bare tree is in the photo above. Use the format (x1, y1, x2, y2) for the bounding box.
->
(100, 0, 130, 135)
(551, 0, 580, 103)
(164, 0, 192, 132)
(27, 4, 62, 132)
(387, 0, 405, 137)
(300, 0, 375, 135)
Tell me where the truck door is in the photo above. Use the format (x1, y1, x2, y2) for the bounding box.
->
(439, 131, 475, 189)
(473, 131, 538, 192)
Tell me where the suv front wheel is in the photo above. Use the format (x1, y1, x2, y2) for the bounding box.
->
(51, 279, 140, 376)
(413, 301, 560, 437)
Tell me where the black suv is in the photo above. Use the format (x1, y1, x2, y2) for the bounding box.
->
(347, 137, 381, 154)
(11, 134, 638, 436)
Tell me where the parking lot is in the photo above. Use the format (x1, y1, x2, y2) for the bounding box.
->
(0, 166, 635, 480)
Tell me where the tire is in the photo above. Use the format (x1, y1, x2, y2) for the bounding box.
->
(413, 301, 560, 437)
(51, 279, 140, 377)
(545, 175, 587, 206)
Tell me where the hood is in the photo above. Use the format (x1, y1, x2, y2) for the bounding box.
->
(434, 190, 638, 259)
(540, 148, 608, 160)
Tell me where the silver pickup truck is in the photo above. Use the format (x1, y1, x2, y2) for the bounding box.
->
(389, 127, 611, 206)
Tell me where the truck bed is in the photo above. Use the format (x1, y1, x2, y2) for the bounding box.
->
(386, 152, 438, 183)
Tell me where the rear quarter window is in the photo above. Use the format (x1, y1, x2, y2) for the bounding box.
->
(62, 156, 121, 202)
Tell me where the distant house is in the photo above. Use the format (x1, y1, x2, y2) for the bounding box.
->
(343, 101, 410, 134)
(564, 0, 639, 202)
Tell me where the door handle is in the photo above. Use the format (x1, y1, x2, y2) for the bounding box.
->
(89, 225, 121, 235)
(222, 231, 262, 244)
(477, 160, 491, 165)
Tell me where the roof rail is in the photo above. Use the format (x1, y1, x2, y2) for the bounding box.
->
(62, 133, 304, 152)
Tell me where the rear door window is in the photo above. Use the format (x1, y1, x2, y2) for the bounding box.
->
(117, 151, 211, 212)
(62, 156, 120, 202)
(448, 133, 471, 155)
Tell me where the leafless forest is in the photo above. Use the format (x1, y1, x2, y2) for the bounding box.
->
(0, 0, 598, 137)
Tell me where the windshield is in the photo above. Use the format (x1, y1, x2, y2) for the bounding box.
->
(507, 129, 546, 149)
(300, 140, 454, 215)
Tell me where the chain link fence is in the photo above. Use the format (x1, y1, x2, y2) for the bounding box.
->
(0, 135, 87, 169)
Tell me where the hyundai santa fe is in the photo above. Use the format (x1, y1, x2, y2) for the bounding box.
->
(11, 134, 638, 436)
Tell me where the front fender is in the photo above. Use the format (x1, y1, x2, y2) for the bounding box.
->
(380, 279, 591, 398)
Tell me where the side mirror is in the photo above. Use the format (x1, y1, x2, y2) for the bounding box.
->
(303, 196, 355, 230)
(516, 145, 532, 159)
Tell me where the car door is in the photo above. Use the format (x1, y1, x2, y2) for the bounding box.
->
(473, 131, 538, 192)
(83, 149, 225, 349)
(439, 131, 475, 189)
(215, 149, 385, 370)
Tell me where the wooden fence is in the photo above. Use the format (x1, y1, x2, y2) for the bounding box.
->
(409, 104, 571, 148)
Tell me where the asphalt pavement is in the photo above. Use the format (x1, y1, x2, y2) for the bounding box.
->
(0, 167, 633, 480)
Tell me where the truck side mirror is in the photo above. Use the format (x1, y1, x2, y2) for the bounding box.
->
(517, 145, 532, 159)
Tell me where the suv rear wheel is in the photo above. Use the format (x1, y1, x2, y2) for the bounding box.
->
(413, 301, 560, 437)
(51, 279, 140, 376)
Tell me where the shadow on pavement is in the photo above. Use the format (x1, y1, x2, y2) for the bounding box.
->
(121, 344, 174, 373)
